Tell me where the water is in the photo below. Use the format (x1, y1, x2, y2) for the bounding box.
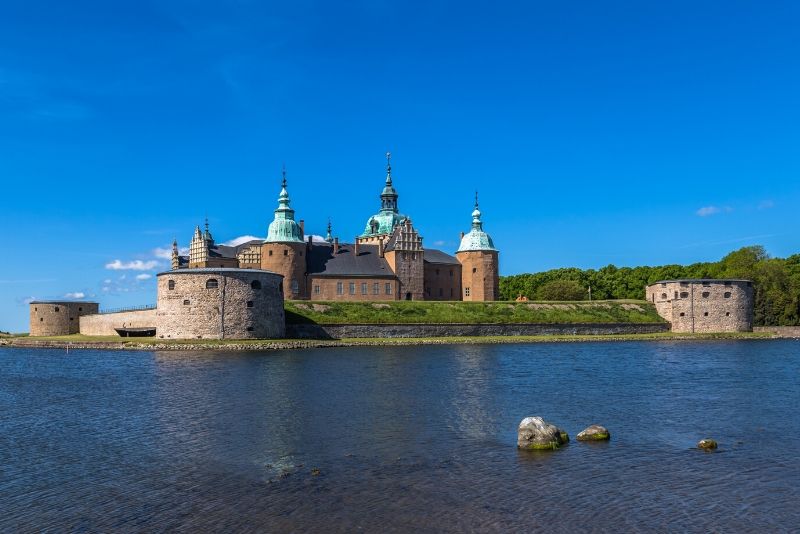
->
(1, 340, 798, 532)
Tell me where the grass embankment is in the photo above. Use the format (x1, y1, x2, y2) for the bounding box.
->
(284, 300, 665, 325)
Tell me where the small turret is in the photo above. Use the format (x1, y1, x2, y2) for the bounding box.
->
(456, 193, 499, 301)
(325, 219, 334, 243)
(171, 239, 179, 270)
(265, 166, 304, 243)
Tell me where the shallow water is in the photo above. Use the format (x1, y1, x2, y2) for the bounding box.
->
(1, 340, 799, 532)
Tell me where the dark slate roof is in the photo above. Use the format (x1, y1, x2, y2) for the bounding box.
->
(308, 243, 395, 278)
(424, 249, 459, 265)
(210, 239, 264, 259)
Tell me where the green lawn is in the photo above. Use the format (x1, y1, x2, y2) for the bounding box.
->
(284, 300, 665, 325)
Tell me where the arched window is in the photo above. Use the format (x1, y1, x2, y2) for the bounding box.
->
(206, 279, 218, 289)
(168, 280, 175, 290)
(251, 280, 261, 290)
(661, 293, 667, 299)
(724, 292, 732, 298)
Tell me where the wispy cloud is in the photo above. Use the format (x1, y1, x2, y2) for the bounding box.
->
(105, 259, 159, 271)
(677, 233, 779, 250)
(696, 205, 733, 217)
(135, 273, 152, 281)
(758, 200, 775, 210)
(64, 292, 86, 299)
(222, 235, 263, 247)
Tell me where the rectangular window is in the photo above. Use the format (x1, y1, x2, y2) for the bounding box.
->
(314, 285, 320, 295)
(385, 283, 392, 295)
(361, 282, 367, 295)
(373, 282, 379, 295)
(465, 287, 471, 297)
(349, 282, 356, 295)
(337, 282, 343, 295)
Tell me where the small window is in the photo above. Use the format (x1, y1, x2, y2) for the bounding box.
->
(674, 291, 678, 299)
(247, 301, 254, 308)
(726, 312, 730, 317)
(373, 282, 379, 295)
(679, 312, 685, 317)
(291, 280, 299, 295)
(315, 285, 321, 295)
(661, 283, 667, 288)
(168, 280, 175, 290)
(54, 306, 59, 312)
(724, 292, 732, 298)
(269, 250, 273, 256)
(246, 326, 254, 332)
(680, 292, 689, 298)
(206, 279, 218, 289)
(70, 317, 73, 321)
(361, 282, 367, 295)
(251, 280, 261, 290)
(465, 287, 471, 297)
(385, 283, 392, 295)
(472, 267, 477, 274)
(337, 282, 344, 295)
(34, 307, 37, 311)
(661, 293, 667, 299)
(183, 300, 190, 305)
(349, 282, 355, 295)
(78, 307, 82, 312)
(702, 292, 710, 298)
(40, 318, 43, 322)
(284, 249, 288, 256)
(703, 312, 709, 317)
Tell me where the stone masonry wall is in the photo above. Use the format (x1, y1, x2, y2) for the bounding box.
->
(79, 309, 158, 336)
(157, 269, 285, 339)
(286, 322, 670, 339)
(646, 280, 753, 333)
(30, 302, 99, 336)
(458, 250, 500, 301)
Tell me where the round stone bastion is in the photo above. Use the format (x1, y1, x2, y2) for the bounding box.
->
(156, 268, 285, 339)
(645, 279, 754, 333)
(29, 301, 100, 336)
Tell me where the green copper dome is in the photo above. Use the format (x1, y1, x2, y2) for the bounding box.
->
(361, 152, 408, 237)
(457, 195, 497, 252)
(266, 173, 304, 243)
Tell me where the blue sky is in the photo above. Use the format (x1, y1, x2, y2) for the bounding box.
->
(1, 1, 798, 331)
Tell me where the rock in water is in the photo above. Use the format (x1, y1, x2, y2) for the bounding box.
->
(576, 424, 610, 441)
(697, 438, 718, 450)
(517, 417, 569, 450)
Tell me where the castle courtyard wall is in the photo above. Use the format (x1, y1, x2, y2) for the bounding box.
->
(79, 309, 158, 336)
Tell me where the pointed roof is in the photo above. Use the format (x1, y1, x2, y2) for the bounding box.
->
(266, 167, 304, 243)
(361, 152, 408, 237)
(457, 192, 497, 252)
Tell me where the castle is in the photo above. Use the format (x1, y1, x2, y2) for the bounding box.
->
(172, 153, 500, 302)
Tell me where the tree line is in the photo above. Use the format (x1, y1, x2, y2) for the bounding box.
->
(499, 246, 800, 326)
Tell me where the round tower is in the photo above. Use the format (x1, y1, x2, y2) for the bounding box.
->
(456, 194, 500, 301)
(260, 168, 307, 299)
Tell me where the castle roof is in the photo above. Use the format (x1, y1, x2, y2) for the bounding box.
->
(457, 194, 497, 252)
(266, 171, 304, 243)
(424, 249, 459, 265)
(306, 242, 459, 277)
(360, 153, 408, 238)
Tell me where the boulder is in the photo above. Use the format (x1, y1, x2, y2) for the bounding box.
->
(517, 417, 569, 450)
(576, 424, 610, 441)
(697, 438, 718, 450)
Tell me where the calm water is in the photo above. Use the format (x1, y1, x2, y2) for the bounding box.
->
(1, 340, 799, 532)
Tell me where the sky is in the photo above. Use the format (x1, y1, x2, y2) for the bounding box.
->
(1, 0, 799, 332)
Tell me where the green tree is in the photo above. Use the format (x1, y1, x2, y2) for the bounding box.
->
(535, 280, 587, 301)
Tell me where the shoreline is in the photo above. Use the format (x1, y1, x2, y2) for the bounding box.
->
(0, 331, 790, 351)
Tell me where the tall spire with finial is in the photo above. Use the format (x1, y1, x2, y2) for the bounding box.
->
(266, 165, 304, 242)
(458, 191, 496, 252)
(171, 238, 179, 270)
(325, 218, 334, 243)
(385, 151, 392, 185)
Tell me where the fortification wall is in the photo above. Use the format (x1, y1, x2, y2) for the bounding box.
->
(30, 302, 99, 336)
(79, 309, 157, 336)
(156, 269, 285, 339)
(646, 280, 753, 333)
(286, 322, 670, 339)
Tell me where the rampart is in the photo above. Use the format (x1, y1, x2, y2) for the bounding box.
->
(79, 309, 158, 336)
(646, 279, 754, 333)
(29, 301, 99, 336)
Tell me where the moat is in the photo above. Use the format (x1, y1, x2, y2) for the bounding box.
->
(1, 340, 798, 531)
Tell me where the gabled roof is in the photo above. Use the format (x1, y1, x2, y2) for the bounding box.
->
(424, 249, 459, 265)
(307, 243, 395, 278)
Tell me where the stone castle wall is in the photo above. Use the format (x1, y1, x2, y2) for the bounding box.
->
(79, 309, 158, 336)
(30, 302, 99, 336)
(646, 280, 753, 333)
(156, 269, 285, 339)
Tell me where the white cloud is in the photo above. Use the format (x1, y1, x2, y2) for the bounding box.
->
(153, 247, 173, 260)
(105, 259, 159, 271)
(696, 206, 733, 217)
(309, 234, 328, 243)
(104, 279, 111, 284)
(64, 292, 85, 299)
(136, 273, 152, 281)
(433, 240, 446, 247)
(222, 235, 263, 247)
